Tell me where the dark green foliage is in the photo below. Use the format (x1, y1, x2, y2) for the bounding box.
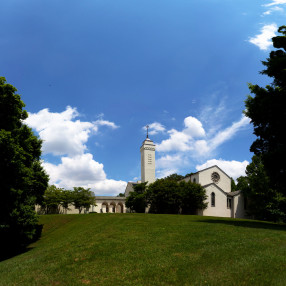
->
(164, 173, 184, 181)
(42, 185, 62, 214)
(179, 181, 208, 214)
(147, 179, 207, 214)
(231, 178, 237, 192)
(237, 155, 285, 222)
(72, 187, 96, 214)
(60, 189, 74, 213)
(117, 192, 125, 197)
(40, 186, 95, 214)
(245, 26, 286, 197)
(0, 77, 49, 250)
(125, 182, 147, 213)
(144, 177, 207, 215)
(147, 179, 181, 214)
(184, 172, 195, 178)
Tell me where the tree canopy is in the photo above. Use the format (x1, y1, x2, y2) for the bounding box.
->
(244, 26, 286, 197)
(237, 155, 285, 222)
(125, 182, 148, 213)
(72, 187, 96, 214)
(0, 77, 49, 250)
(126, 174, 207, 215)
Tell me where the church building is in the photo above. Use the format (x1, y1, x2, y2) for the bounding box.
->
(37, 128, 246, 218)
(94, 129, 246, 219)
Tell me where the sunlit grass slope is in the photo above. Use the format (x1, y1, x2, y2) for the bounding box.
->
(0, 214, 285, 286)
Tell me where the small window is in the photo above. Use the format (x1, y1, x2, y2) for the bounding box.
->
(227, 198, 232, 209)
(193, 178, 196, 183)
(211, 192, 215, 207)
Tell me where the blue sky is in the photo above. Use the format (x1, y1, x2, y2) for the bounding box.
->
(1, 0, 285, 195)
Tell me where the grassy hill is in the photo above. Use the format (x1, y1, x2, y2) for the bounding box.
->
(0, 214, 285, 286)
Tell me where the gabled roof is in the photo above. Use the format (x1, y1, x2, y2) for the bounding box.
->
(202, 183, 229, 196)
(188, 165, 232, 180)
(203, 183, 242, 197)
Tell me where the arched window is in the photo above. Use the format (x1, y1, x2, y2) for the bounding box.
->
(211, 192, 215, 207)
(193, 178, 196, 183)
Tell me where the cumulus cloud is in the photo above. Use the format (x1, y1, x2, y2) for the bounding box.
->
(156, 115, 249, 155)
(156, 154, 186, 170)
(44, 153, 127, 196)
(26, 106, 125, 195)
(157, 129, 192, 152)
(196, 159, 249, 180)
(143, 122, 166, 135)
(183, 116, 206, 137)
(155, 114, 250, 178)
(25, 106, 118, 156)
(249, 24, 277, 50)
(156, 116, 206, 152)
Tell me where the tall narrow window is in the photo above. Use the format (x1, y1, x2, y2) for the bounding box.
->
(211, 192, 215, 207)
(227, 198, 232, 209)
(193, 178, 196, 183)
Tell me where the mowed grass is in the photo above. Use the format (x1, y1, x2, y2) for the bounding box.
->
(0, 214, 285, 286)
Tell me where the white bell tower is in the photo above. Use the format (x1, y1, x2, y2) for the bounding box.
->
(140, 125, 156, 184)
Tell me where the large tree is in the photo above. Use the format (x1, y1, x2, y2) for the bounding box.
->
(237, 155, 285, 222)
(0, 77, 49, 250)
(72, 187, 96, 214)
(146, 177, 207, 215)
(244, 26, 286, 196)
(125, 182, 148, 213)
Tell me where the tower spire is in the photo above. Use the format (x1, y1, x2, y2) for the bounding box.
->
(146, 125, 149, 138)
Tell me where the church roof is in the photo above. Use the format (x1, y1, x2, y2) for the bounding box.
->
(189, 165, 232, 180)
(226, 190, 242, 197)
(95, 196, 126, 200)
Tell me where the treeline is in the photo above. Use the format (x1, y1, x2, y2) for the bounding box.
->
(38, 185, 96, 214)
(238, 26, 286, 222)
(126, 175, 208, 214)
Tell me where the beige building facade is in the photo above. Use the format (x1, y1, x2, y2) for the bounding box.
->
(37, 133, 246, 218)
(183, 166, 246, 218)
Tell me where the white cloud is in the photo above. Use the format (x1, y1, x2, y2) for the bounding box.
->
(249, 24, 277, 50)
(209, 115, 250, 151)
(262, 6, 284, 15)
(156, 168, 179, 179)
(143, 122, 166, 135)
(44, 153, 127, 196)
(155, 114, 250, 178)
(25, 106, 118, 156)
(183, 116, 206, 137)
(196, 159, 249, 180)
(157, 129, 192, 152)
(156, 115, 249, 155)
(263, 0, 286, 7)
(156, 154, 186, 170)
(93, 119, 119, 132)
(26, 106, 125, 195)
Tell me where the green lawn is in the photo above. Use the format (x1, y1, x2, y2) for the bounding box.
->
(0, 214, 285, 286)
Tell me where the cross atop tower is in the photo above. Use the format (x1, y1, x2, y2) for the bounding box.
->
(146, 125, 149, 138)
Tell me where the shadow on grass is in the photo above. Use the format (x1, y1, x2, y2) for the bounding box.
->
(196, 218, 286, 231)
(0, 246, 34, 262)
(0, 224, 42, 262)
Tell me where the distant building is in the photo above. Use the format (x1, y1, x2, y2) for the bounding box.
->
(37, 128, 246, 218)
